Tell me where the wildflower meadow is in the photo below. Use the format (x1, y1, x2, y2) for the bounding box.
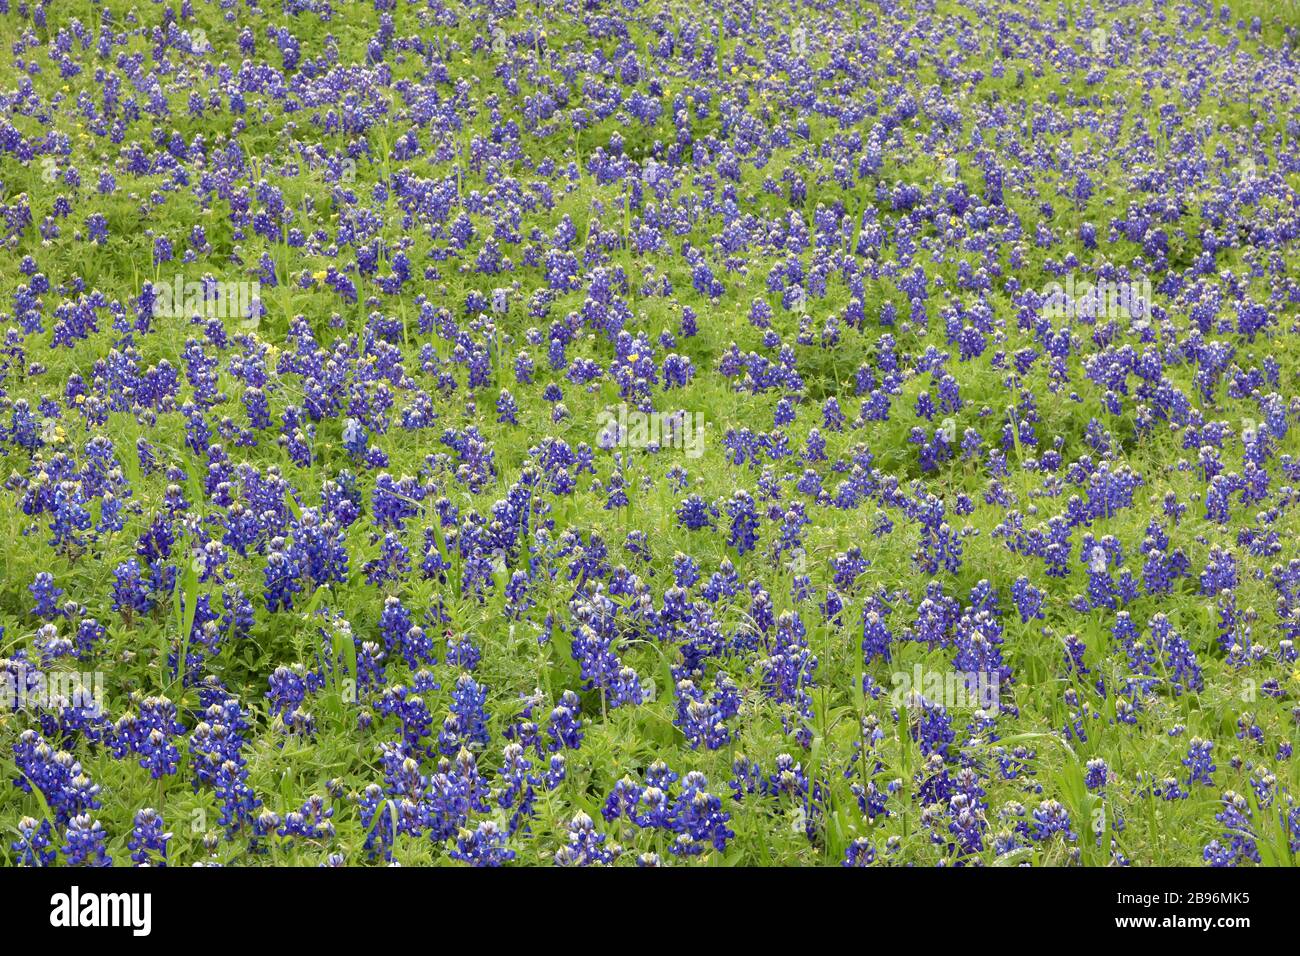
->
(1, 0, 1299, 883)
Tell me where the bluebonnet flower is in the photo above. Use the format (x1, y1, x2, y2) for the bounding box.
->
(29, 573, 64, 619)
(554, 811, 617, 866)
(725, 490, 760, 555)
(438, 674, 491, 755)
(1152, 614, 1202, 695)
(668, 772, 735, 856)
(357, 784, 398, 862)
(13, 731, 101, 824)
(1029, 800, 1075, 843)
(1203, 791, 1260, 866)
(843, 837, 877, 866)
(356, 642, 387, 697)
(262, 548, 302, 612)
(1084, 759, 1110, 792)
(497, 742, 541, 834)
(62, 814, 111, 867)
(12, 816, 56, 867)
(34, 624, 74, 667)
(901, 690, 954, 762)
(759, 611, 818, 747)
(676, 494, 717, 531)
(48, 481, 93, 554)
(266, 667, 310, 724)
(1111, 612, 1155, 678)
(277, 797, 335, 842)
(495, 389, 519, 425)
(1184, 738, 1216, 787)
(451, 820, 514, 866)
(569, 599, 643, 709)
(913, 495, 962, 574)
(673, 675, 740, 750)
(214, 759, 261, 838)
(860, 605, 894, 665)
(377, 596, 415, 661)
(504, 570, 535, 619)
(423, 748, 491, 843)
(445, 634, 481, 671)
(1011, 576, 1044, 623)
(545, 755, 567, 790)
(761, 753, 824, 839)
(363, 533, 410, 587)
(547, 691, 585, 751)
(378, 686, 435, 754)
(128, 808, 171, 866)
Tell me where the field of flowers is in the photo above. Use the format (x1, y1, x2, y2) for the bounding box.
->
(1, 0, 1299, 869)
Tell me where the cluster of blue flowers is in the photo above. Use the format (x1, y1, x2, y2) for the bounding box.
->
(1, 0, 1299, 867)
